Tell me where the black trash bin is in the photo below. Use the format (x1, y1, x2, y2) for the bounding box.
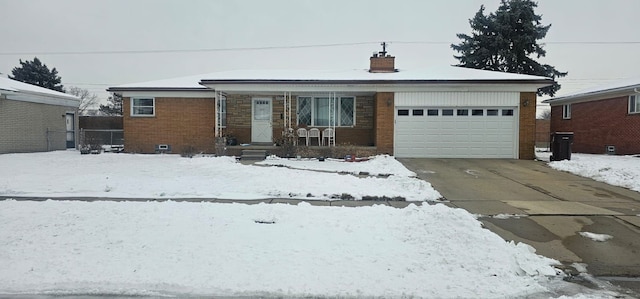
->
(550, 132, 573, 161)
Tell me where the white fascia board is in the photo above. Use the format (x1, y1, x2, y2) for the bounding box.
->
(205, 83, 545, 93)
(120, 90, 216, 98)
(544, 86, 639, 106)
(6, 92, 81, 108)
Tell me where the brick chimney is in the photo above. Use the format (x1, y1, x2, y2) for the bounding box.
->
(369, 42, 397, 73)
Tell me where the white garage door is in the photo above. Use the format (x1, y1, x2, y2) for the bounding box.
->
(394, 107, 518, 158)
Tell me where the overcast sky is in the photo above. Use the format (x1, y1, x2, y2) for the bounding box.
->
(1, 0, 639, 111)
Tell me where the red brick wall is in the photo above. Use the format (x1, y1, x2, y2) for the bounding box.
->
(535, 119, 550, 147)
(374, 92, 394, 154)
(123, 97, 215, 154)
(369, 56, 395, 72)
(519, 92, 537, 159)
(550, 96, 640, 154)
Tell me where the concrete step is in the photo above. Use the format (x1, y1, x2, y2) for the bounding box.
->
(241, 149, 267, 160)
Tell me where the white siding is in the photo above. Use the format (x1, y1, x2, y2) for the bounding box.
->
(395, 91, 520, 107)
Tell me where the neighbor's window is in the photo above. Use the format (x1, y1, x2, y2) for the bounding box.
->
(562, 104, 571, 119)
(298, 96, 356, 126)
(131, 98, 155, 116)
(629, 95, 640, 114)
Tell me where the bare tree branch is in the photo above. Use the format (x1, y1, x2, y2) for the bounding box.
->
(67, 86, 100, 115)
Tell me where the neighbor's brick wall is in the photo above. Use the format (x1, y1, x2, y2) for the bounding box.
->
(374, 92, 394, 155)
(123, 97, 215, 154)
(0, 98, 75, 153)
(519, 92, 537, 160)
(535, 119, 550, 148)
(550, 96, 640, 154)
(225, 94, 375, 146)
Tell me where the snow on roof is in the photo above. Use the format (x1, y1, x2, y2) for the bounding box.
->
(109, 66, 551, 90)
(110, 73, 211, 90)
(546, 77, 640, 103)
(0, 77, 80, 102)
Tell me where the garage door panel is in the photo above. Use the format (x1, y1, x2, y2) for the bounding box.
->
(395, 107, 517, 158)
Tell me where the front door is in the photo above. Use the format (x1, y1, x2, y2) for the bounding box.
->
(65, 113, 75, 148)
(251, 98, 272, 143)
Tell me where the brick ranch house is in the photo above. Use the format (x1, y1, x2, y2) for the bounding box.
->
(0, 77, 80, 154)
(108, 52, 553, 159)
(543, 78, 640, 155)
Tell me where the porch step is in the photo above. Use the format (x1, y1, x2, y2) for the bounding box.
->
(241, 149, 267, 160)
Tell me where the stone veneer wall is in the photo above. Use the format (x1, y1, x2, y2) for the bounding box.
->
(225, 94, 375, 146)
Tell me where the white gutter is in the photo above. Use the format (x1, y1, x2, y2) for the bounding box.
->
(544, 84, 640, 104)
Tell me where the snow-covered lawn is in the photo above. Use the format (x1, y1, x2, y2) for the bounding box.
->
(0, 151, 616, 297)
(0, 199, 562, 298)
(0, 151, 440, 201)
(541, 153, 640, 193)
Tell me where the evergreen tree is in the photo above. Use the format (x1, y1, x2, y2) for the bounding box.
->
(99, 93, 123, 116)
(9, 57, 65, 92)
(451, 0, 567, 96)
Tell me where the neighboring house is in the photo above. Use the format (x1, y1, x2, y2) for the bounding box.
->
(0, 77, 81, 154)
(535, 119, 550, 149)
(543, 78, 640, 155)
(108, 52, 552, 159)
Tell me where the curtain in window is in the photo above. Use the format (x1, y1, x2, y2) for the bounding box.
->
(315, 97, 330, 126)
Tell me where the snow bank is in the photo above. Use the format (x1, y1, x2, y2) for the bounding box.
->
(548, 154, 640, 192)
(257, 155, 417, 177)
(0, 200, 559, 297)
(0, 151, 440, 201)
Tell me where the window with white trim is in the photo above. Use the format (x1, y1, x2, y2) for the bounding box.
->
(219, 96, 227, 127)
(562, 104, 571, 119)
(629, 95, 640, 114)
(297, 96, 355, 126)
(131, 98, 155, 116)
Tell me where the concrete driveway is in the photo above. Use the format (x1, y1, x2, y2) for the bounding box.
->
(399, 158, 640, 292)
